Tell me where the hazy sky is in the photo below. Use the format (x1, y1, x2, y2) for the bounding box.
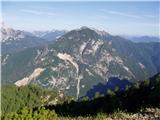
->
(1, 1, 159, 36)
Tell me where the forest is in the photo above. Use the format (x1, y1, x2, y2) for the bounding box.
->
(1, 73, 160, 120)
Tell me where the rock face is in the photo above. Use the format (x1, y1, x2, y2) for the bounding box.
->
(15, 68, 45, 86)
(2, 27, 160, 98)
(57, 53, 80, 99)
(57, 53, 79, 74)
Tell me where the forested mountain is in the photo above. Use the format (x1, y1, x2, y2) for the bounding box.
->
(124, 36, 160, 43)
(2, 27, 160, 99)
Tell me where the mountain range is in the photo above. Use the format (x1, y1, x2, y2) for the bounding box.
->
(123, 36, 160, 43)
(1, 26, 160, 99)
(1, 25, 66, 54)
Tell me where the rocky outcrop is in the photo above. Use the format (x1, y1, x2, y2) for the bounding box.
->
(15, 68, 45, 87)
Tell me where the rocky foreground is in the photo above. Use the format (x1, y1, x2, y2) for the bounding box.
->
(58, 108, 160, 120)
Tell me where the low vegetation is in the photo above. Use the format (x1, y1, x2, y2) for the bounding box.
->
(1, 73, 160, 119)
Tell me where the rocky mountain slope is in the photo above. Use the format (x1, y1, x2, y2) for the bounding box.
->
(2, 27, 160, 98)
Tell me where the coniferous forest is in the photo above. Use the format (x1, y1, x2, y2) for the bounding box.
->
(1, 73, 160, 120)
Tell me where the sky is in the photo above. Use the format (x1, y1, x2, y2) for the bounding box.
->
(1, 1, 160, 36)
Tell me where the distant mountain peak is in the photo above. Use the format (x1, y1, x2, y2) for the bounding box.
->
(75, 26, 110, 37)
(1, 25, 26, 42)
(30, 29, 67, 39)
(80, 26, 91, 30)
